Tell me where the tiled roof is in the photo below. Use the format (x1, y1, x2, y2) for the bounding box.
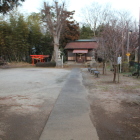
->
(65, 42, 98, 49)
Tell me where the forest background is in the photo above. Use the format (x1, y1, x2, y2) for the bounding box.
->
(0, 0, 139, 64)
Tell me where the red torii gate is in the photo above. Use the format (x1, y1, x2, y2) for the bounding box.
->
(30, 55, 50, 65)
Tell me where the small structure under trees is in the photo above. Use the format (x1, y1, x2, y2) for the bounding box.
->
(30, 55, 50, 65)
(65, 39, 98, 63)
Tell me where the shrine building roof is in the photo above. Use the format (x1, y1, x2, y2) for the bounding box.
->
(65, 41, 98, 49)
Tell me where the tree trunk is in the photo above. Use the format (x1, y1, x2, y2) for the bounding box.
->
(53, 36, 59, 66)
(135, 49, 138, 62)
(102, 61, 105, 74)
(109, 60, 113, 70)
(54, 45, 59, 63)
(117, 65, 120, 83)
(113, 65, 117, 82)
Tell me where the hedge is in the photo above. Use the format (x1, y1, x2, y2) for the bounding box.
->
(36, 62, 56, 67)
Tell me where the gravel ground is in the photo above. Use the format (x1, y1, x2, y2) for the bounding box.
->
(0, 66, 140, 140)
(0, 67, 70, 140)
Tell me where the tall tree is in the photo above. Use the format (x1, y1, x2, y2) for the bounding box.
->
(41, 1, 75, 65)
(60, 20, 79, 48)
(27, 13, 43, 55)
(99, 20, 122, 82)
(0, 0, 25, 14)
(116, 10, 134, 61)
(0, 10, 55, 62)
(81, 2, 111, 36)
(80, 25, 93, 39)
(8, 12, 29, 61)
(0, 20, 11, 58)
(60, 20, 80, 62)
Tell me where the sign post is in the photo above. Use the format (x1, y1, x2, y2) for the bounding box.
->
(117, 56, 122, 83)
(126, 53, 130, 62)
(117, 56, 122, 73)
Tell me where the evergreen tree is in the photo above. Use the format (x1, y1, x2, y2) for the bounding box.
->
(80, 25, 94, 39)
(60, 20, 80, 48)
(0, 0, 25, 14)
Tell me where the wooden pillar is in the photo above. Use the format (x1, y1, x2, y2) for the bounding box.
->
(32, 58, 33, 65)
(32, 57, 35, 65)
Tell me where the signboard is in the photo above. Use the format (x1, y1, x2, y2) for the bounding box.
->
(117, 57, 122, 64)
(126, 53, 130, 56)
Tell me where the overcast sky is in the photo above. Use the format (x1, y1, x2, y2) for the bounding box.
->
(20, 0, 140, 22)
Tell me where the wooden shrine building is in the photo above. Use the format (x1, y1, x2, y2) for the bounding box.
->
(65, 39, 98, 63)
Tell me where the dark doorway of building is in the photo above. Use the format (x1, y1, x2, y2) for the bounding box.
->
(76, 54, 85, 63)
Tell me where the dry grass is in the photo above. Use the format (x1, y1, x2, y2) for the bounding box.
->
(82, 68, 140, 107)
(0, 61, 33, 68)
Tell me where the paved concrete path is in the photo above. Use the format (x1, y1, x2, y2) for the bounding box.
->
(39, 68, 99, 140)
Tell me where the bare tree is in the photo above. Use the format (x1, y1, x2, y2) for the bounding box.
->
(116, 10, 134, 61)
(128, 20, 139, 60)
(97, 38, 109, 75)
(84, 3, 139, 81)
(41, 1, 74, 65)
(99, 19, 122, 82)
(81, 2, 112, 36)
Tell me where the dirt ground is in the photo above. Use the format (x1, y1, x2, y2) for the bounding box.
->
(0, 67, 70, 140)
(81, 68, 140, 140)
(0, 63, 140, 140)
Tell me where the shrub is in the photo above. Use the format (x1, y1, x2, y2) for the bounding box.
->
(36, 62, 56, 67)
(0, 60, 6, 65)
(0, 62, 4, 65)
(122, 62, 129, 72)
(129, 66, 136, 73)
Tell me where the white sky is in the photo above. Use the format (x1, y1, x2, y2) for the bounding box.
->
(20, 0, 140, 22)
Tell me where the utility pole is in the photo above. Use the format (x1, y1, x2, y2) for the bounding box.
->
(137, 8, 140, 77)
(126, 22, 132, 62)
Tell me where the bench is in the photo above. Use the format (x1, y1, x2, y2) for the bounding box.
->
(88, 67, 91, 72)
(88, 67, 100, 77)
(90, 68, 96, 74)
(88, 68, 96, 73)
(93, 70, 100, 77)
